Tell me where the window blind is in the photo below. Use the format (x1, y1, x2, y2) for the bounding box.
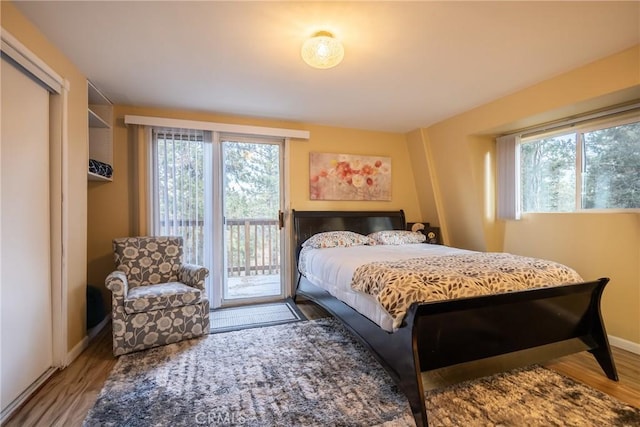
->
(496, 134, 521, 220)
(152, 128, 210, 265)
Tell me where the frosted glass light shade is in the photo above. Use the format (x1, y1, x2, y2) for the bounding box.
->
(301, 31, 344, 69)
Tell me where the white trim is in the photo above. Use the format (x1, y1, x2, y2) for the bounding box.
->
(608, 335, 640, 355)
(1, 28, 63, 93)
(60, 79, 69, 367)
(124, 115, 310, 140)
(49, 80, 70, 369)
(284, 138, 293, 297)
(66, 336, 89, 366)
(210, 133, 223, 308)
(67, 313, 111, 366)
(506, 101, 640, 140)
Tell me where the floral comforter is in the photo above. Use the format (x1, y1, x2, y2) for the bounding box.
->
(350, 252, 583, 329)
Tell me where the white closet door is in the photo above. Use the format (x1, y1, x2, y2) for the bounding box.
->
(1, 57, 53, 411)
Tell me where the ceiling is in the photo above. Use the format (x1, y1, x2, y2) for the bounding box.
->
(13, 1, 640, 133)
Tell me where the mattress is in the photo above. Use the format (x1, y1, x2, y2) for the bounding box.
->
(299, 244, 582, 332)
(299, 244, 471, 332)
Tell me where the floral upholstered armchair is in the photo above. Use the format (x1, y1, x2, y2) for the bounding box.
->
(105, 236, 210, 356)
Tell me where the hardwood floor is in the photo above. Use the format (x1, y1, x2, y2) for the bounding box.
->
(544, 345, 640, 407)
(4, 299, 639, 426)
(3, 324, 116, 427)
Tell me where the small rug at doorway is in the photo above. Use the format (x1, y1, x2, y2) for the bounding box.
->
(84, 318, 640, 427)
(209, 298, 305, 333)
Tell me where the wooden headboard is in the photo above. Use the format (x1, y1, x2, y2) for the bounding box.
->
(292, 210, 406, 259)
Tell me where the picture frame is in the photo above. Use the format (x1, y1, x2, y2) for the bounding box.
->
(309, 152, 391, 201)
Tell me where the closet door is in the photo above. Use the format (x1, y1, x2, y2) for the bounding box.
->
(1, 57, 53, 412)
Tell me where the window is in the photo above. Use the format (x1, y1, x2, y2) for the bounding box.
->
(520, 116, 639, 213)
(149, 126, 287, 305)
(520, 133, 576, 212)
(581, 121, 640, 209)
(497, 111, 640, 218)
(152, 128, 208, 265)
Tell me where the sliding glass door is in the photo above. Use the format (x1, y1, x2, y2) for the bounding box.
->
(221, 137, 284, 303)
(152, 129, 285, 308)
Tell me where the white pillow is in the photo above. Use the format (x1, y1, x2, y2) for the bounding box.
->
(302, 231, 373, 249)
(368, 230, 426, 245)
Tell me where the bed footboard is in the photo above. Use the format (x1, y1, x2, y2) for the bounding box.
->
(408, 277, 617, 379)
(398, 277, 618, 426)
(298, 277, 617, 427)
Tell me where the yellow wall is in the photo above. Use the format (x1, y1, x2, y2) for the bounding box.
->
(419, 46, 640, 344)
(2, 2, 88, 351)
(406, 129, 442, 231)
(10, 0, 636, 351)
(87, 105, 422, 296)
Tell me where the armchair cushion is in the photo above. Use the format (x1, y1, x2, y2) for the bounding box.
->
(113, 236, 183, 288)
(124, 282, 202, 315)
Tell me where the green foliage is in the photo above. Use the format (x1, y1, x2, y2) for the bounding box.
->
(520, 119, 640, 212)
(223, 141, 280, 219)
(520, 134, 575, 212)
(156, 133, 206, 264)
(582, 122, 640, 209)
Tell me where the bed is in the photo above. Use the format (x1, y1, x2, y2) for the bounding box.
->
(292, 210, 618, 427)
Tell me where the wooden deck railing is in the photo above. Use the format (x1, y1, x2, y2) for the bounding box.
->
(158, 218, 281, 277)
(226, 218, 280, 277)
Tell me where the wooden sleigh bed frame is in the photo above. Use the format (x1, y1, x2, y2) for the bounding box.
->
(292, 210, 618, 427)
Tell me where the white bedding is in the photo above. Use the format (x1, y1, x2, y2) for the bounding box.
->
(299, 244, 473, 332)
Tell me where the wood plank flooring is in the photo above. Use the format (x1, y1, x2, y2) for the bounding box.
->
(4, 299, 639, 426)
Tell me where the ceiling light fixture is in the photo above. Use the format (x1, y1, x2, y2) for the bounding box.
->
(301, 31, 344, 69)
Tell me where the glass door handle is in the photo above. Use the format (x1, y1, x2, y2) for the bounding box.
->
(278, 210, 284, 229)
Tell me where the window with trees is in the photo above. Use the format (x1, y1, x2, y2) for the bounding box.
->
(519, 115, 640, 213)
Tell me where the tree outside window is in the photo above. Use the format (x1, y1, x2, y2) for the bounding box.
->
(519, 118, 640, 212)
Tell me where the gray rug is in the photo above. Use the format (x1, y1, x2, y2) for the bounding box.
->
(84, 318, 640, 427)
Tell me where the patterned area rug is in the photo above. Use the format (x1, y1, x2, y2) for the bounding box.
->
(209, 299, 305, 333)
(84, 318, 640, 427)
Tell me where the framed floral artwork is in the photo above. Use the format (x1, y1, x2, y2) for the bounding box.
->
(309, 152, 391, 201)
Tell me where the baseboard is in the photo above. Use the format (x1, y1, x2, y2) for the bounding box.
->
(87, 313, 111, 341)
(66, 314, 111, 365)
(608, 334, 640, 355)
(66, 336, 89, 366)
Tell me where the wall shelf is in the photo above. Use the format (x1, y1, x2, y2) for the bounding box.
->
(87, 81, 113, 182)
(88, 108, 109, 128)
(88, 171, 112, 182)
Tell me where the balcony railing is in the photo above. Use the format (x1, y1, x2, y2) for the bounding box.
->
(225, 218, 280, 277)
(158, 218, 281, 277)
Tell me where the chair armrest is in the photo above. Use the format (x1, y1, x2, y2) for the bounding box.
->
(179, 264, 209, 291)
(105, 270, 128, 306)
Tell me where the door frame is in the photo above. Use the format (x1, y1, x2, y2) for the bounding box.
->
(137, 114, 309, 309)
(1, 28, 69, 422)
(1, 28, 68, 366)
(215, 135, 287, 308)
